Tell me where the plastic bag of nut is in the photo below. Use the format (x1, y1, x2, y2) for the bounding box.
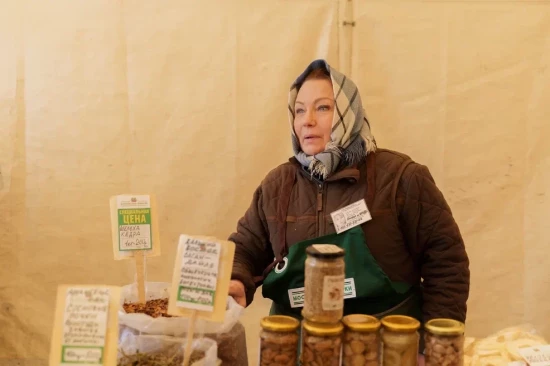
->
(118, 282, 248, 366)
(117, 331, 219, 366)
(465, 324, 548, 366)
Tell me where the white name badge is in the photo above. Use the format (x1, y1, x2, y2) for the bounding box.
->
(288, 278, 357, 308)
(330, 199, 372, 234)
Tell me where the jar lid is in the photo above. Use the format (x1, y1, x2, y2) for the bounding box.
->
(381, 315, 420, 333)
(306, 244, 345, 259)
(260, 315, 300, 332)
(342, 314, 381, 332)
(425, 318, 465, 336)
(303, 320, 344, 336)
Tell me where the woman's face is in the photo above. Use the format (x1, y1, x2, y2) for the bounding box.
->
(293, 78, 334, 156)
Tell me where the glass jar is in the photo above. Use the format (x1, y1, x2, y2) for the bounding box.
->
(259, 315, 300, 366)
(302, 244, 345, 323)
(424, 318, 465, 366)
(342, 314, 381, 366)
(381, 315, 420, 366)
(301, 320, 343, 366)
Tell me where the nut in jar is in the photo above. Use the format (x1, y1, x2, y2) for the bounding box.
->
(381, 315, 420, 366)
(259, 315, 300, 366)
(301, 320, 343, 366)
(342, 314, 381, 366)
(302, 244, 345, 323)
(424, 318, 465, 366)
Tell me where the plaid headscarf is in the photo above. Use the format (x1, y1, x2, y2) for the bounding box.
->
(288, 59, 376, 179)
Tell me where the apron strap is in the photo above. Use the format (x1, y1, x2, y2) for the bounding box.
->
(365, 152, 376, 209)
(390, 158, 414, 221)
(260, 165, 297, 278)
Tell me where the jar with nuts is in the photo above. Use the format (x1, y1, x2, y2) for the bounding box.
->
(424, 318, 465, 366)
(301, 320, 343, 366)
(380, 315, 420, 366)
(259, 315, 300, 366)
(302, 244, 345, 323)
(342, 314, 381, 366)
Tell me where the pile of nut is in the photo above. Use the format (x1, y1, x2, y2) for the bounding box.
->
(424, 333, 463, 366)
(343, 331, 379, 366)
(301, 334, 342, 366)
(259, 332, 298, 366)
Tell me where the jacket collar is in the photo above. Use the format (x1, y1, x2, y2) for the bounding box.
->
(289, 157, 362, 184)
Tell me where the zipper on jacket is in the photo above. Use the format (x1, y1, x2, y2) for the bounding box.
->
(317, 183, 323, 236)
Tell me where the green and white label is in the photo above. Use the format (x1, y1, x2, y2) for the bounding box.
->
(61, 287, 110, 365)
(288, 277, 357, 308)
(176, 235, 221, 312)
(116, 195, 152, 251)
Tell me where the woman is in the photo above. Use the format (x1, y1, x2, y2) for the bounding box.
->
(228, 59, 470, 359)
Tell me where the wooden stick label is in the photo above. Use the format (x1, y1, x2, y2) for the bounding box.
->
(168, 235, 235, 322)
(116, 195, 152, 251)
(49, 285, 121, 366)
(177, 236, 221, 311)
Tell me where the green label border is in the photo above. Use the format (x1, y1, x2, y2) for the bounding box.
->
(117, 207, 153, 252)
(61, 345, 103, 364)
(177, 286, 215, 305)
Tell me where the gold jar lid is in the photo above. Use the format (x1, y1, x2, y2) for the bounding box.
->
(303, 320, 344, 336)
(425, 318, 465, 336)
(381, 315, 420, 333)
(342, 314, 381, 332)
(306, 244, 345, 259)
(260, 315, 300, 332)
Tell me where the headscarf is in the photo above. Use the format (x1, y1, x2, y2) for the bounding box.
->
(288, 59, 376, 179)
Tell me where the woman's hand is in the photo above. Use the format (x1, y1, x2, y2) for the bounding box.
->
(418, 354, 425, 366)
(229, 280, 247, 307)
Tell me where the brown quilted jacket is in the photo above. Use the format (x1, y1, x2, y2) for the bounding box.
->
(229, 148, 470, 323)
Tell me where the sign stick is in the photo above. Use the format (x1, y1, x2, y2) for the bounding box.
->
(182, 310, 198, 366)
(134, 250, 146, 303)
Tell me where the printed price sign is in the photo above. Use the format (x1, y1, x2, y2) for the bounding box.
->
(109, 194, 161, 260)
(168, 235, 235, 322)
(49, 285, 120, 366)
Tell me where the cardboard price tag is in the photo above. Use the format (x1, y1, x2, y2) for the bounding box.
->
(520, 345, 550, 366)
(167, 235, 235, 322)
(109, 194, 161, 260)
(49, 285, 120, 366)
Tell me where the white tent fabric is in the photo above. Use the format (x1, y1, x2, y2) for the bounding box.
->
(1, 0, 549, 364)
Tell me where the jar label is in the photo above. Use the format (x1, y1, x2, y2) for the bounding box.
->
(322, 274, 345, 310)
(288, 277, 356, 308)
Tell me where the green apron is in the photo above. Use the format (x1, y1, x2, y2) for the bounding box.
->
(261, 225, 423, 322)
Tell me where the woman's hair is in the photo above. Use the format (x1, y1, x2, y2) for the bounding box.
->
(296, 67, 331, 91)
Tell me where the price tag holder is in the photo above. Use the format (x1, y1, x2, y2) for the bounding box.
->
(49, 285, 120, 366)
(167, 235, 235, 322)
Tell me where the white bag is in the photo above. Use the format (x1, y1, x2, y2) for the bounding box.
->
(119, 282, 248, 365)
(118, 331, 219, 366)
(118, 282, 244, 336)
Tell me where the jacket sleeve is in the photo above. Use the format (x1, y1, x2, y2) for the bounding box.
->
(399, 163, 470, 323)
(229, 185, 274, 306)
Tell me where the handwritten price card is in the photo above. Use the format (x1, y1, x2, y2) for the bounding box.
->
(520, 345, 550, 366)
(109, 194, 160, 260)
(49, 285, 120, 366)
(168, 235, 235, 322)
